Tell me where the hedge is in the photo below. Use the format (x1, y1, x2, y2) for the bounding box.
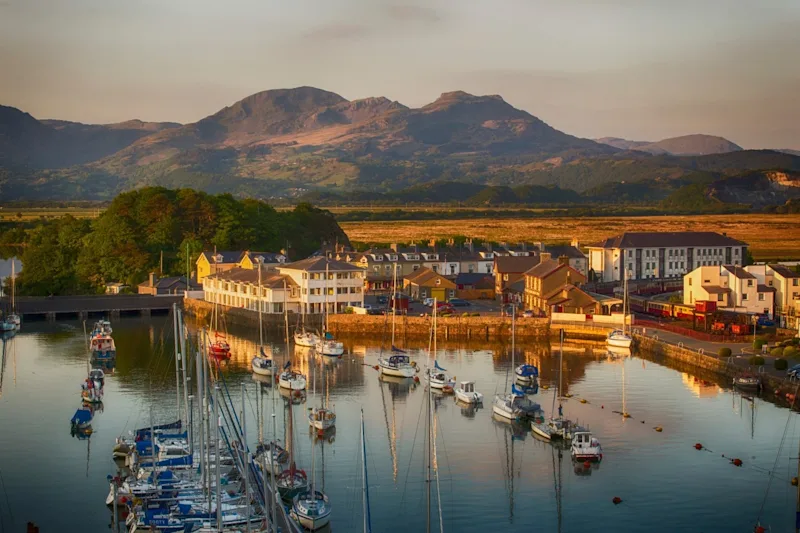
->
(753, 338, 767, 350)
(718, 347, 732, 358)
(785, 346, 799, 358)
(770, 347, 785, 358)
(775, 358, 788, 371)
(748, 355, 766, 366)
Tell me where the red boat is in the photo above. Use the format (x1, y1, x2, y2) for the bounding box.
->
(208, 333, 231, 359)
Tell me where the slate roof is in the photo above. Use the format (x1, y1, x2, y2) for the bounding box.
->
(200, 250, 244, 264)
(205, 267, 296, 288)
(723, 265, 756, 279)
(769, 264, 800, 278)
(404, 267, 456, 288)
(757, 284, 777, 293)
(542, 245, 586, 259)
(455, 273, 494, 286)
(591, 232, 746, 249)
(139, 275, 200, 290)
(494, 255, 540, 273)
(702, 285, 731, 294)
(280, 257, 362, 272)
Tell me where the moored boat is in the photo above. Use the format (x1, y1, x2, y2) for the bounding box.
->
(90, 334, 116, 360)
(208, 333, 230, 359)
(308, 407, 336, 432)
(515, 364, 538, 382)
(378, 353, 416, 378)
(425, 360, 454, 389)
(291, 489, 332, 530)
(733, 374, 761, 391)
(454, 381, 483, 404)
(279, 367, 307, 391)
(571, 430, 603, 462)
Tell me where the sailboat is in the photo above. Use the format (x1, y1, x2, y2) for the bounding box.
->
(360, 408, 373, 533)
(379, 264, 417, 378)
(316, 261, 344, 356)
(251, 264, 274, 376)
(291, 415, 332, 530)
(309, 366, 336, 432)
(2, 260, 20, 332)
(493, 306, 540, 420)
(294, 281, 318, 348)
(423, 301, 445, 533)
(277, 387, 309, 500)
(607, 269, 633, 349)
(279, 360, 307, 391)
(532, 329, 582, 441)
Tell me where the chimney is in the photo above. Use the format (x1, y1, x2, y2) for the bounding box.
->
(571, 238, 579, 249)
(558, 255, 570, 266)
(486, 242, 492, 252)
(534, 242, 543, 252)
(428, 238, 437, 249)
(149, 272, 156, 287)
(465, 238, 474, 253)
(391, 243, 399, 252)
(540, 252, 552, 262)
(447, 238, 455, 247)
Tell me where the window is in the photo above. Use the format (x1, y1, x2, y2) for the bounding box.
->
(669, 262, 673, 269)
(742, 294, 748, 301)
(717, 294, 723, 302)
(273, 303, 283, 313)
(794, 279, 799, 287)
(758, 293, 764, 301)
(413, 265, 420, 271)
(747, 280, 753, 287)
(735, 249, 739, 256)
(688, 278, 692, 286)
(432, 265, 439, 273)
(303, 273, 308, 279)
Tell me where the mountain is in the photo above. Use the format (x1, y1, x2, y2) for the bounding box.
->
(778, 149, 800, 157)
(0, 105, 180, 168)
(1, 87, 799, 203)
(596, 134, 742, 156)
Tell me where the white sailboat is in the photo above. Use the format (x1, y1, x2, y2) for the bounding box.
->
(532, 330, 579, 440)
(494, 306, 540, 420)
(309, 362, 336, 432)
(607, 269, 633, 348)
(250, 264, 274, 376)
(378, 264, 417, 378)
(291, 418, 332, 530)
(315, 261, 344, 356)
(2, 261, 20, 331)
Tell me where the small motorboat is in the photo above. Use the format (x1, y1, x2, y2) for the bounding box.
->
(70, 408, 93, 429)
(308, 407, 336, 432)
(315, 332, 344, 356)
(425, 361, 454, 390)
(279, 369, 307, 391)
(291, 489, 332, 530)
(89, 368, 105, 389)
(378, 353, 417, 378)
(733, 375, 761, 392)
(294, 329, 318, 348)
(515, 364, 538, 382)
(571, 430, 602, 462)
(3, 314, 20, 331)
(454, 381, 483, 404)
(113, 438, 132, 459)
(90, 334, 117, 360)
(251, 347, 273, 376)
(493, 384, 540, 420)
(81, 378, 104, 404)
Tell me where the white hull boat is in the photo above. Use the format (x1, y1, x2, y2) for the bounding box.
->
(251, 355, 273, 376)
(315, 339, 344, 356)
(571, 430, 603, 462)
(294, 331, 318, 348)
(308, 407, 336, 431)
(292, 490, 332, 530)
(279, 370, 307, 391)
(253, 441, 289, 475)
(607, 330, 633, 348)
(492, 390, 540, 420)
(378, 354, 416, 378)
(454, 381, 483, 404)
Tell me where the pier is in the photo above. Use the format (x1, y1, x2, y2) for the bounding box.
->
(8, 294, 181, 321)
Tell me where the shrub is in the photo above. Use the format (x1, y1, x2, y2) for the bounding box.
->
(753, 338, 767, 351)
(344, 307, 354, 314)
(748, 355, 765, 366)
(771, 347, 785, 358)
(462, 312, 470, 317)
(718, 347, 732, 358)
(775, 358, 788, 371)
(470, 312, 481, 317)
(785, 346, 799, 358)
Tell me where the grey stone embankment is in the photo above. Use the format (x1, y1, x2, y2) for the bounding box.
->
(183, 298, 324, 332)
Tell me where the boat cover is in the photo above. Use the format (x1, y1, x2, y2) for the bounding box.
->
(511, 384, 526, 397)
(434, 360, 447, 371)
(388, 355, 409, 364)
(70, 409, 92, 425)
(516, 364, 539, 377)
(391, 345, 406, 353)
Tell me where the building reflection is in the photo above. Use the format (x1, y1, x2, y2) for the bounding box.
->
(681, 373, 721, 399)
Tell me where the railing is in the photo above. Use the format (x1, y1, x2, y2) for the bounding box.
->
(635, 318, 746, 343)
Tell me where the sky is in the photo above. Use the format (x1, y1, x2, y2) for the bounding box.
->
(1, 0, 799, 149)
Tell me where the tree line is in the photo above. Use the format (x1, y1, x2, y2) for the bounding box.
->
(5, 187, 347, 296)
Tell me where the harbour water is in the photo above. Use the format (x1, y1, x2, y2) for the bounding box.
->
(1, 315, 799, 531)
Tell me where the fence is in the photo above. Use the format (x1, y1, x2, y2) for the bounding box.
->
(635, 318, 748, 344)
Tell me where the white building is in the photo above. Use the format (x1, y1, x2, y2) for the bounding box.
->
(683, 265, 774, 316)
(589, 232, 748, 282)
(277, 257, 364, 314)
(202, 267, 300, 314)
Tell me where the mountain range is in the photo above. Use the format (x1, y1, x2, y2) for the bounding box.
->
(1, 86, 799, 204)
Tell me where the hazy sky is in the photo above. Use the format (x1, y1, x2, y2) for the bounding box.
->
(1, 0, 799, 148)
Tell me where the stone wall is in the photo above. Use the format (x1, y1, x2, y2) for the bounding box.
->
(327, 314, 550, 341)
(183, 298, 324, 331)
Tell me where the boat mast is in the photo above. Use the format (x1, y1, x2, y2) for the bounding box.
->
(361, 408, 372, 533)
(283, 278, 289, 353)
(258, 261, 264, 349)
(242, 382, 250, 533)
(270, 377, 278, 533)
(195, 336, 206, 492)
(426, 301, 435, 533)
(324, 261, 330, 333)
(10, 260, 15, 314)
(178, 310, 190, 447)
(173, 303, 182, 422)
(214, 385, 222, 532)
(391, 262, 397, 347)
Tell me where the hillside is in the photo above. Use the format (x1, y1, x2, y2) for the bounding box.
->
(1, 87, 799, 202)
(596, 134, 742, 156)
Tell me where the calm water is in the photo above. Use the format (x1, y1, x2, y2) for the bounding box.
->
(1, 316, 799, 532)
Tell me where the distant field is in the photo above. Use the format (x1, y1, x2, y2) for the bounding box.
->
(341, 214, 800, 261)
(0, 207, 102, 221)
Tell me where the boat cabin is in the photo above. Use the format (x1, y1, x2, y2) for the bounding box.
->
(389, 355, 410, 365)
(460, 381, 475, 393)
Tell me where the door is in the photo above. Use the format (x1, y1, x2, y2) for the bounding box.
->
(431, 288, 446, 302)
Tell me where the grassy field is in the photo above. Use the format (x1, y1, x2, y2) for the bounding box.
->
(0, 207, 102, 221)
(341, 214, 800, 261)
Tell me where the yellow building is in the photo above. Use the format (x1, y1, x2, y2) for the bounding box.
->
(196, 250, 287, 283)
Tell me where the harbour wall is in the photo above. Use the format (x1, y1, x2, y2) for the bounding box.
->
(183, 297, 325, 331)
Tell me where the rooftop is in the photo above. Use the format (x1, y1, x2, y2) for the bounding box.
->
(205, 267, 296, 288)
(591, 232, 747, 249)
(494, 255, 540, 273)
(722, 265, 756, 279)
(769, 264, 800, 279)
(280, 256, 362, 272)
(542, 244, 585, 259)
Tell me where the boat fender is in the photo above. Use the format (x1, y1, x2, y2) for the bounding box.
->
(583, 461, 591, 469)
(694, 443, 703, 450)
(373, 365, 379, 371)
(413, 376, 420, 383)
(612, 497, 622, 505)
(654, 427, 663, 432)
(541, 385, 549, 390)
(754, 526, 765, 533)
(792, 477, 798, 486)
(580, 399, 587, 404)
(731, 458, 743, 467)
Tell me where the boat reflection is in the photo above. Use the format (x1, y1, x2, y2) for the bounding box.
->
(455, 398, 483, 418)
(252, 372, 274, 388)
(280, 386, 306, 405)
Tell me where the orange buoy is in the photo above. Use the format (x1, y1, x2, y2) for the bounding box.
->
(583, 461, 591, 469)
(373, 365, 379, 370)
(413, 376, 420, 383)
(694, 443, 703, 450)
(654, 427, 663, 432)
(612, 497, 622, 505)
(732, 458, 743, 467)
(791, 477, 798, 486)
(755, 526, 766, 533)
(580, 399, 587, 404)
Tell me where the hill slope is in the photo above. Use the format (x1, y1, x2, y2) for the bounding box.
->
(596, 134, 742, 156)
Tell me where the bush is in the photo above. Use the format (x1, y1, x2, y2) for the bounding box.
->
(718, 347, 732, 358)
(785, 346, 799, 358)
(343, 307, 354, 314)
(748, 355, 765, 366)
(770, 347, 785, 358)
(753, 338, 767, 351)
(471, 312, 481, 317)
(462, 312, 470, 317)
(775, 358, 788, 371)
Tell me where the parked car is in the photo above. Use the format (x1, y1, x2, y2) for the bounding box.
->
(522, 310, 534, 318)
(367, 308, 385, 316)
(787, 364, 800, 378)
(376, 296, 388, 305)
(423, 298, 435, 307)
(449, 298, 470, 307)
(436, 303, 455, 315)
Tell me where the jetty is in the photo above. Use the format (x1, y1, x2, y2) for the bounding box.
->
(8, 294, 181, 321)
